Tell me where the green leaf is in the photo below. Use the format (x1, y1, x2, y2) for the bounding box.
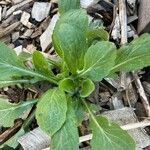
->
(18, 51, 31, 62)
(0, 98, 37, 127)
(90, 116, 135, 150)
(51, 100, 79, 150)
(80, 79, 95, 97)
(52, 10, 88, 73)
(0, 42, 57, 84)
(87, 28, 109, 46)
(73, 99, 85, 125)
(59, 78, 75, 94)
(79, 41, 116, 81)
(32, 51, 53, 76)
(89, 19, 104, 29)
(58, 0, 80, 14)
(111, 33, 150, 73)
(83, 100, 135, 150)
(0, 42, 26, 80)
(36, 88, 67, 136)
(0, 128, 25, 149)
(0, 79, 32, 88)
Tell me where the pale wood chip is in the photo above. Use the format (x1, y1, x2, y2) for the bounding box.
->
(31, 2, 51, 22)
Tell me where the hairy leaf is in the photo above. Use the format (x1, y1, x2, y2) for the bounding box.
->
(52, 10, 88, 73)
(87, 28, 109, 46)
(55, 9, 88, 33)
(0, 98, 37, 127)
(0, 79, 32, 88)
(51, 100, 79, 150)
(36, 88, 67, 136)
(0, 42, 27, 80)
(80, 41, 116, 81)
(83, 101, 135, 150)
(73, 99, 85, 125)
(80, 79, 95, 97)
(58, 0, 80, 14)
(59, 78, 75, 94)
(0, 42, 57, 84)
(111, 33, 150, 73)
(32, 51, 53, 76)
(90, 116, 135, 150)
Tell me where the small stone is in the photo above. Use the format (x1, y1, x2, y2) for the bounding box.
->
(40, 14, 59, 51)
(31, 2, 51, 22)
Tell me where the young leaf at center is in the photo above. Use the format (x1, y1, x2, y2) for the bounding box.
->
(80, 78, 95, 97)
(59, 78, 75, 94)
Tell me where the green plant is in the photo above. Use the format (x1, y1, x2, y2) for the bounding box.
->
(0, 1, 150, 149)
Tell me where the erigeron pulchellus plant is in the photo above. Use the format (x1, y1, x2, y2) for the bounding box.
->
(0, 0, 150, 149)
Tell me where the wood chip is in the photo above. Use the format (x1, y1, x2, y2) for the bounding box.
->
(111, 93, 124, 109)
(13, 10, 22, 16)
(12, 0, 24, 4)
(127, 25, 135, 38)
(2, 6, 7, 19)
(18, 128, 50, 150)
(80, 0, 96, 8)
(12, 32, 20, 42)
(138, 0, 150, 33)
(127, 0, 136, 8)
(111, 14, 121, 40)
(14, 45, 23, 55)
(40, 14, 59, 51)
(143, 82, 150, 95)
(0, 21, 20, 38)
(31, 2, 51, 22)
(20, 11, 33, 28)
(0, 6, 2, 22)
(133, 72, 150, 117)
(6, 0, 33, 18)
(25, 44, 36, 53)
(22, 29, 34, 38)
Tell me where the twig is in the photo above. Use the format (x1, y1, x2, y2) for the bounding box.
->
(119, 0, 127, 45)
(0, 120, 23, 145)
(132, 72, 150, 117)
(119, 0, 128, 90)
